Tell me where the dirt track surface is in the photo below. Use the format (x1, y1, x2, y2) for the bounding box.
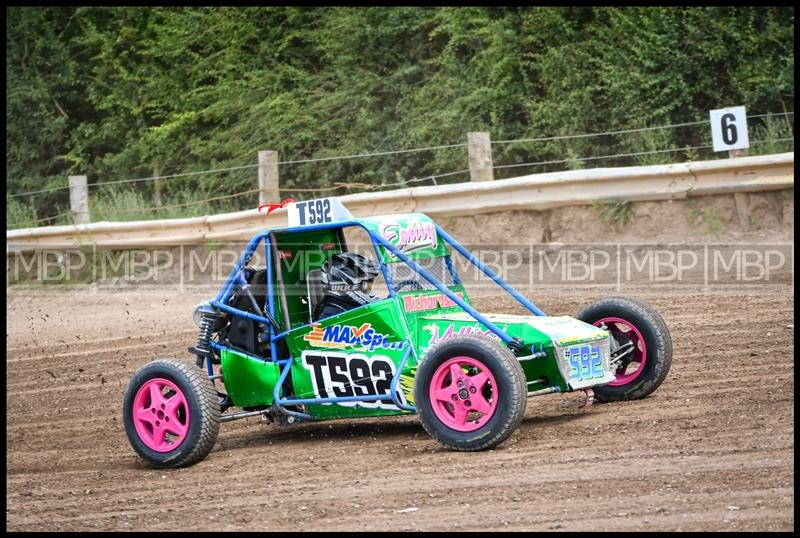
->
(6, 285, 794, 531)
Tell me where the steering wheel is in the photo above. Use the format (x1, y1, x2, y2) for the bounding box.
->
(394, 279, 424, 292)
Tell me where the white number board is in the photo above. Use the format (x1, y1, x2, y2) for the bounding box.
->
(287, 197, 354, 227)
(709, 106, 749, 152)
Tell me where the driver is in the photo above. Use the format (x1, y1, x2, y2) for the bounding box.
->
(314, 252, 381, 320)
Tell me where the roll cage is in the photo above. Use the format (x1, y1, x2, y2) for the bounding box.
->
(201, 216, 547, 422)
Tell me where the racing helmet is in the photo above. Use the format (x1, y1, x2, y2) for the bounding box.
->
(319, 252, 381, 306)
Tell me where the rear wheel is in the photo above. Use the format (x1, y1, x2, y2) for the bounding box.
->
(414, 335, 526, 451)
(123, 359, 220, 468)
(577, 296, 672, 402)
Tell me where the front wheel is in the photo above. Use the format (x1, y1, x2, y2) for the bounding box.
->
(123, 359, 220, 468)
(577, 296, 672, 402)
(414, 335, 527, 451)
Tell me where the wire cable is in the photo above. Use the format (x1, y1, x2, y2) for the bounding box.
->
(10, 137, 791, 225)
(490, 137, 793, 173)
(6, 111, 793, 198)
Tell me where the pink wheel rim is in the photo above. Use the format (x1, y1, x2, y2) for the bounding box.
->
(429, 356, 498, 432)
(594, 317, 647, 387)
(132, 377, 191, 452)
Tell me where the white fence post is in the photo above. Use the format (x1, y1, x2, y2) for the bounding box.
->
(258, 151, 279, 205)
(468, 131, 494, 182)
(68, 175, 90, 225)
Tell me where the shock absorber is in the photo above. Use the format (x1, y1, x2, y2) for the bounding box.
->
(191, 302, 223, 366)
(195, 316, 215, 355)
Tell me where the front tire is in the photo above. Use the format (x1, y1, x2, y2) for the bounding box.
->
(414, 335, 526, 451)
(577, 296, 672, 402)
(123, 359, 220, 468)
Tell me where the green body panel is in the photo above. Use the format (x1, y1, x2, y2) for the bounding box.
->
(284, 297, 417, 419)
(220, 348, 280, 407)
(396, 286, 471, 344)
(413, 313, 607, 393)
(360, 213, 449, 263)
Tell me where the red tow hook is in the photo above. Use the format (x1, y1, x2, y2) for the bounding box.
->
(258, 197, 295, 216)
(579, 388, 595, 410)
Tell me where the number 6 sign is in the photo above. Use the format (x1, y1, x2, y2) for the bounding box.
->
(709, 106, 749, 152)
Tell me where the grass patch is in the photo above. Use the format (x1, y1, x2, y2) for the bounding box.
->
(685, 201, 725, 234)
(703, 208, 724, 234)
(206, 240, 223, 252)
(90, 187, 254, 222)
(592, 199, 633, 227)
(7, 198, 72, 229)
(565, 148, 586, 170)
(8, 186, 256, 230)
(749, 114, 794, 156)
(686, 200, 701, 224)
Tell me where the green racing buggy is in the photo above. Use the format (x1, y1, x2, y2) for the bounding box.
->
(123, 198, 672, 468)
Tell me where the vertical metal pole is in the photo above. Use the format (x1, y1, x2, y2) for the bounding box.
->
(269, 232, 292, 330)
(266, 238, 277, 361)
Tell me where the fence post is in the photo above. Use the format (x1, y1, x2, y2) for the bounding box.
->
(68, 175, 90, 225)
(729, 148, 750, 229)
(153, 163, 162, 207)
(258, 150, 279, 205)
(468, 132, 494, 182)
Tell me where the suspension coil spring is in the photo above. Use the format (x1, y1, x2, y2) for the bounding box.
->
(507, 336, 525, 356)
(196, 317, 214, 354)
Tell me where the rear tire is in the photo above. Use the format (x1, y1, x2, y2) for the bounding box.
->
(577, 296, 672, 402)
(123, 359, 220, 468)
(414, 335, 526, 451)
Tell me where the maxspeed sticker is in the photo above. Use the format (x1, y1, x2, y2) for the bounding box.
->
(303, 322, 405, 352)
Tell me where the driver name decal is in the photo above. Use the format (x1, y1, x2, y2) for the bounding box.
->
(402, 291, 465, 313)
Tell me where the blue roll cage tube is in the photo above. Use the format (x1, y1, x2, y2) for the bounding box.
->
(205, 219, 547, 420)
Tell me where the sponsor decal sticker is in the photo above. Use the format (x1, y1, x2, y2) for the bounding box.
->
(565, 344, 605, 382)
(398, 367, 417, 406)
(402, 291, 465, 313)
(303, 322, 406, 352)
(423, 323, 502, 348)
(379, 217, 437, 254)
(301, 351, 407, 410)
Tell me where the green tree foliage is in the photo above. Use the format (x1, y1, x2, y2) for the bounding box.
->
(6, 7, 794, 225)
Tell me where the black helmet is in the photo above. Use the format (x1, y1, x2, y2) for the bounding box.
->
(320, 252, 381, 306)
